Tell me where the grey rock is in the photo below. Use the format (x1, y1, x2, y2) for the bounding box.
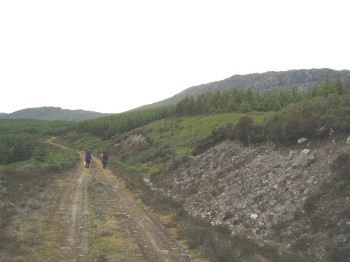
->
(297, 149, 315, 167)
(289, 150, 297, 159)
(268, 173, 274, 180)
(346, 136, 350, 144)
(298, 137, 308, 144)
(346, 196, 350, 206)
(250, 214, 258, 220)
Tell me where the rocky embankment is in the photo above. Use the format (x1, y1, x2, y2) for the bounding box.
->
(155, 135, 350, 260)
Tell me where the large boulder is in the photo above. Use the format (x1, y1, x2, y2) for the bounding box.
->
(250, 214, 258, 220)
(114, 134, 150, 150)
(296, 149, 315, 167)
(298, 137, 308, 144)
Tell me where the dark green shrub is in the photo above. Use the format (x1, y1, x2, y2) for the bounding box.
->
(249, 123, 266, 142)
(310, 216, 326, 231)
(235, 118, 266, 143)
(264, 94, 350, 143)
(167, 157, 183, 172)
(326, 246, 350, 262)
(265, 117, 283, 141)
(235, 116, 253, 143)
(331, 153, 350, 179)
(192, 124, 234, 155)
(303, 194, 319, 213)
(271, 220, 289, 232)
(187, 185, 198, 195)
(291, 237, 309, 251)
(222, 211, 234, 221)
(299, 116, 318, 137)
(283, 118, 301, 141)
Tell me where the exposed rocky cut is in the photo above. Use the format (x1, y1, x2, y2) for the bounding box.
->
(154, 135, 350, 260)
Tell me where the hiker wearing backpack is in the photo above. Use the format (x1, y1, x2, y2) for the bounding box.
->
(85, 150, 92, 168)
(101, 151, 108, 169)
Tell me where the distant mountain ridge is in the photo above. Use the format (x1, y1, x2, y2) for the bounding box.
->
(144, 68, 350, 108)
(0, 107, 108, 121)
(3, 69, 350, 118)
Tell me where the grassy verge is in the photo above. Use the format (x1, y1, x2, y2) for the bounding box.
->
(0, 145, 79, 260)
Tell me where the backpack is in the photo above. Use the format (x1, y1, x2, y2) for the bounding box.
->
(102, 152, 108, 161)
(85, 150, 92, 159)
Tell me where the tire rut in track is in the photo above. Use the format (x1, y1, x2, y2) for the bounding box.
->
(54, 153, 91, 261)
(97, 167, 191, 262)
(49, 141, 191, 261)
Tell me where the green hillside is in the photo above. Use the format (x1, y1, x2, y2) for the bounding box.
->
(0, 106, 108, 121)
(113, 112, 269, 177)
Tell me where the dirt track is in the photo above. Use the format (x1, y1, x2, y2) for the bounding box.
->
(46, 142, 191, 261)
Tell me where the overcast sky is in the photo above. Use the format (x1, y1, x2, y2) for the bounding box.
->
(1, 0, 349, 114)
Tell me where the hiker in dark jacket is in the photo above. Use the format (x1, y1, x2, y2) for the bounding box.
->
(101, 151, 108, 169)
(85, 150, 92, 168)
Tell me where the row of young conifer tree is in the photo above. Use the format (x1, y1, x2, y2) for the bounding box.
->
(174, 79, 350, 115)
(0, 120, 73, 165)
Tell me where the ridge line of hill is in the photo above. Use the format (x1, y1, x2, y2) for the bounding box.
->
(139, 68, 350, 109)
(2, 68, 350, 120)
(0, 106, 109, 121)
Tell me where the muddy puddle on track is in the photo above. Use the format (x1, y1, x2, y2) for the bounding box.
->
(50, 151, 191, 262)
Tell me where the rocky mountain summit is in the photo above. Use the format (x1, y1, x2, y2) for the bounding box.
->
(154, 134, 350, 260)
(180, 68, 350, 95)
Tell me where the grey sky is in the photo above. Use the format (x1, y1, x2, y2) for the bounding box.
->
(1, 0, 349, 113)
